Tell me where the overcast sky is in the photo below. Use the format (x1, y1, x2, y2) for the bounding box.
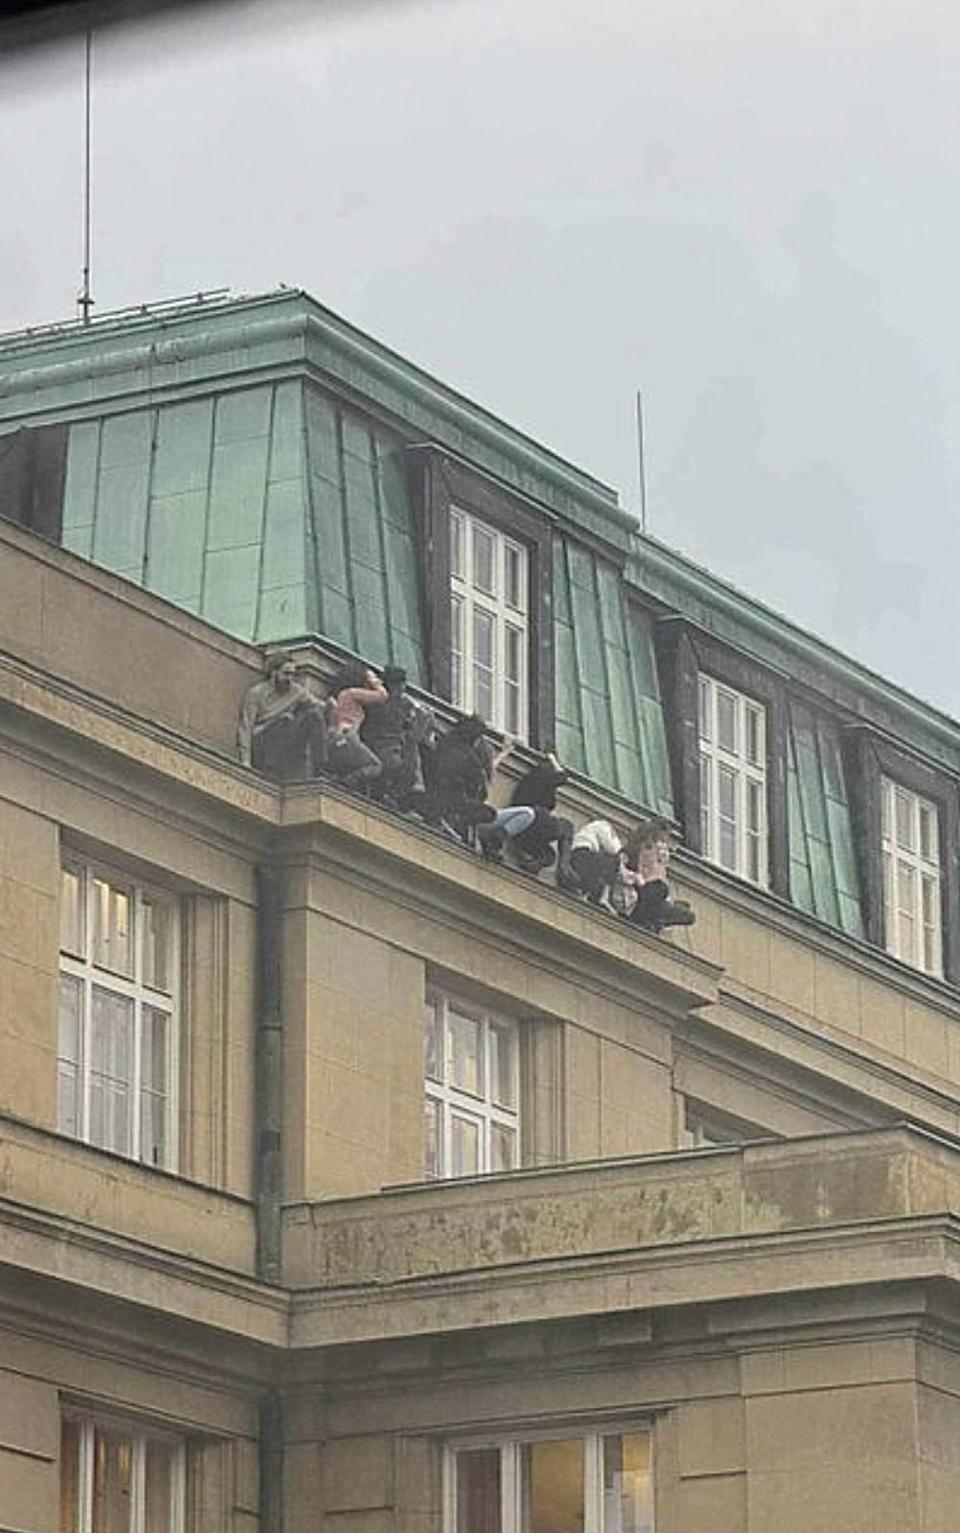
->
(2, 0, 958, 716)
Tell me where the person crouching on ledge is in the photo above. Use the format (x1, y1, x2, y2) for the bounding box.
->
(620, 818, 695, 935)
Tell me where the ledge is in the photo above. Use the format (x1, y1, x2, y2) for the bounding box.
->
(283, 1123, 960, 1296)
(280, 787, 722, 1019)
(0, 1112, 256, 1276)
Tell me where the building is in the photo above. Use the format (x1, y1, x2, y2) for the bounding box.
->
(1, 288, 959, 1533)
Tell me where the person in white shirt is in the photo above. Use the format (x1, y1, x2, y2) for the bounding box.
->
(566, 816, 696, 933)
(566, 818, 625, 906)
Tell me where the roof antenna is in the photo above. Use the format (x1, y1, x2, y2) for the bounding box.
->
(77, 29, 94, 324)
(635, 388, 648, 533)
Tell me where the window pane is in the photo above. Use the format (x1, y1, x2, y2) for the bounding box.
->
(59, 976, 82, 1066)
(698, 676, 711, 742)
(93, 875, 134, 977)
(490, 1122, 517, 1172)
(144, 1439, 174, 1533)
(60, 865, 84, 956)
(603, 1434, 653, 1533)
(718, 765, 737, 872)
(451, 595, 464, 709)
(473, 608, 494, 666)
(522, 1439, 584, 1533)
(472, 525, 496, 595)
(450, 511, 464, 580)
(699, 755, 712, 858)
(897, 861, 916, 962)
(90, 988, 134, 1155)
(894, 789, 914, 853)
(505, 543, 524, 610)
(745, 705, 764, 768)
(921, 874, 941, 974)
(59, 1419, 81, 1533)
(140, 1006, 170, 1167)
(449, 1010, 483, 1095)
(919, 801, 937, 863)
(488, 1022, 516, 1108)
(716, 688, 737, 754)
(473, 610, 495, 722)
(746, 779, 763, 834)
(92, 1426, 134, 1533)
(505, 624, 523, 684)
(424, 999, 443, 1083)
(451, 1114, 481, 1176)
(424, 1096, 441, 1179)
(746, 780, 764, 883)
(58, 976, 82, 1137)
(457, 1449, 501, 1533)
(504, 681, 520, 737)
(141, 895, 172, 992)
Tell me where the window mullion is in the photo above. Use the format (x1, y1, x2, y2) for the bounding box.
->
(80, 1420, 94, 1533)
(584, 1435, 601, 1533)
(81, 869, 93, 1142)
(132, 1434, 145, 1533)
(503, 1442, 519, 1533)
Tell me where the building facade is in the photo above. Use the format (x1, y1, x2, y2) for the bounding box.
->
(1, 290, 959, 1532)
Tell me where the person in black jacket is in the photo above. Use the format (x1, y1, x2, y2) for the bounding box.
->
(414, 715, 504, 842)
(503, 752, 575, 878)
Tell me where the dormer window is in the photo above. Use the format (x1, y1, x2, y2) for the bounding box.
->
(881, 777, 942, 976)
(697, 673, 769, 886)
(449, 507, 529, 739)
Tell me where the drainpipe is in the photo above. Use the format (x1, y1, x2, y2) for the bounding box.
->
(255, 861, 284, 1282)
(256, 862, 285, 1532)
(259, 1391, 284, 1533)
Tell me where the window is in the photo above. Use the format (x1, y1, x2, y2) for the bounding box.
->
(424, 993, 519, 1178)
(58, 859, 179, 1169)
(697, 673, 768, 885)
(881, 778, 942, 975)
(60, 1414, 185, 1533)
(450, 507, 529, 738)
(448, 1428, 654, 1533)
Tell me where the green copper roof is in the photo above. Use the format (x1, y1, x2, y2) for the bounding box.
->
(787, 701, 863, 937)
(6, 285, 960, 958)
(553, 534, 673, 815)
(54, 378, 426, 675)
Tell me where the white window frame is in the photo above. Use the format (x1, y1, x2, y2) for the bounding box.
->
(444, 1422, 655, 1533)
(449, 506, 529, 739)
(881, 777, 943, 976)
(60, 1411, 186, 1533)
(58, 856, 180, 1171)
(697, 672, 768, 886)
(424, 991, 520, 1179)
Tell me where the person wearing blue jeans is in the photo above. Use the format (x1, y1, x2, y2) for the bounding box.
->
(476, 805, 536, 859)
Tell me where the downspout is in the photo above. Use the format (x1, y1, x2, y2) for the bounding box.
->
(256, 861, 284, 1533)
(259, 1392, 284, 1533)
(255, 860, 283, 1281)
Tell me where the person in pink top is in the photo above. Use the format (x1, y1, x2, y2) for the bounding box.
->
(324, 661, 388, 790)
(620, 818, 695, 934)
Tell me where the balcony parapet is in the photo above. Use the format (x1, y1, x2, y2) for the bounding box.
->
(284, 1124, 960, 1294)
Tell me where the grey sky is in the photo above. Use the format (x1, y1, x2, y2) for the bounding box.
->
(3, 0, 958, 716)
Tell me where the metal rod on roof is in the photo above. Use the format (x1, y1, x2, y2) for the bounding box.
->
(78, 29, 94, 325)
(635, 388, 648, 533)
